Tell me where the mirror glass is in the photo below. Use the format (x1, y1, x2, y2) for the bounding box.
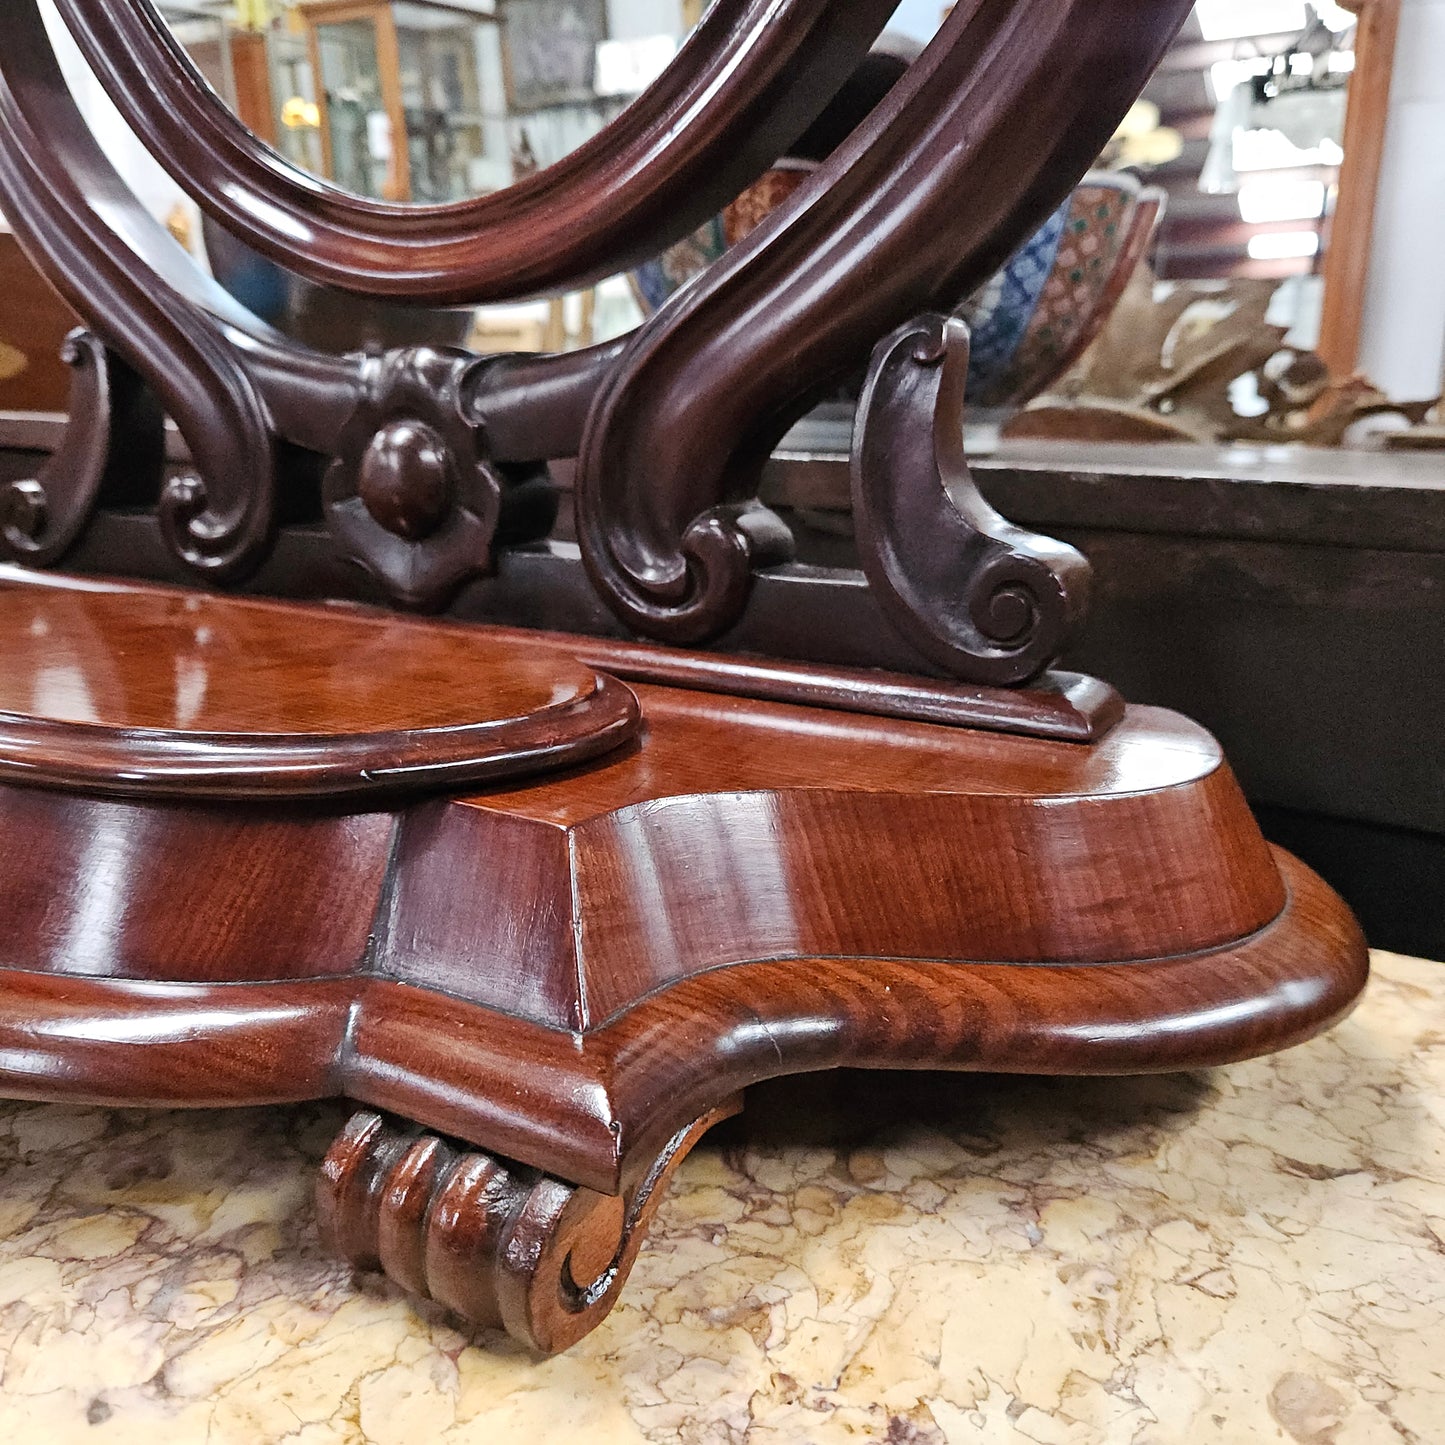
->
(157, 0, 710, 204)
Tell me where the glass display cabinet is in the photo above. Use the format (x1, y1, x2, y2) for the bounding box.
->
(294, 0, 624, 203)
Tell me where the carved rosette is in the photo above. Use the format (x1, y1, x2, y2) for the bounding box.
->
(323, 347, 545, 610)
(318, 1103, 738, 1353)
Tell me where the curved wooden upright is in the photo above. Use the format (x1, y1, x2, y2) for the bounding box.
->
(0, 571, 1367, 1351)
(0, 0, 1196, 657)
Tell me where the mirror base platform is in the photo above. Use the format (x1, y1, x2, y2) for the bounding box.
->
(0, 571, 1367, 1352)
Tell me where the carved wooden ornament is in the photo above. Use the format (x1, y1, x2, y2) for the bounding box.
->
(0, 572, 1369, 1350)
(0, 0, 1198, 679)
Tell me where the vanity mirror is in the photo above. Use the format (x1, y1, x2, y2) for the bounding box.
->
(160, 0, 664, 207)
(100, 0, 886, 300)
(148, 0, 733, 349)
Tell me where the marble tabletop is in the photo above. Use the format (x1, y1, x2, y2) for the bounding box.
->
(0, 949, 1439, 1444)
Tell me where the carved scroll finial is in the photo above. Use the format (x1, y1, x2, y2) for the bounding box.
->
(318, 1102, 737, 1353)
(0, 332, 163, 567)
(572, 463, 796, 646)
(0, 332, 99, 559)
(851, 315, 1090, 686)
(566, 0, 1191, 656)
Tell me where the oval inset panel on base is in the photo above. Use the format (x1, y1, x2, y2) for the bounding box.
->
(0, 570, 639, 799)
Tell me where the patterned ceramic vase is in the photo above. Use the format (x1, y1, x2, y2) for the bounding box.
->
(963, 173, 1165, 407)
(631, 168, 1163, 408)
(630, 162, 815, 315)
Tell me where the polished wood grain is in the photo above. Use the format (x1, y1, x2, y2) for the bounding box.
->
(0, 973, 353, 1108)
(0, 788, 394, 981)
(366, 691, 1286, 1046)
(318, 1101, 740, 1353)
(467, 624, 1123, 742)
(521, 635, 1122, 739)
(3, 562, 1122, 743)
(0, 575, 1368, 1347)
(0, 571, 639, 797)
(344, 848, 1363, 1196)
(0, 0, 1353, 1351)
(0, 842, 1361, 1189)
(0, 580, 1368, 1189)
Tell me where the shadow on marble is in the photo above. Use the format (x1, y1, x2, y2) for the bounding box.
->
(0, 950, 1439, 1444)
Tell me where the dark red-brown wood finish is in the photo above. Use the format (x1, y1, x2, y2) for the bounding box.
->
(0, 575, 1368, 1348)
(0, 0, 1368, 1357)
(570, 0, 1193, 649)
(0, 574, 639, 796)
(317, 1103, 741, 1354)
(0, 0, 1193, 672)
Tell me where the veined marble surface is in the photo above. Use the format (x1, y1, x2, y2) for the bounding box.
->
(0, 950, 1440, 1444)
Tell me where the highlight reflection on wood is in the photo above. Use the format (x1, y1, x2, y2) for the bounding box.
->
(0, 571, 639, 797)
(0, 574, 1367, 1349)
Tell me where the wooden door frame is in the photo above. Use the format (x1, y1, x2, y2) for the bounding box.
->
(228, 28, 278, 146)
(299, 0, 412, 201)
(1317, 0, 1400, 375)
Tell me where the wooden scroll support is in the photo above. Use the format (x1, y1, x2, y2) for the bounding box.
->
(317, 1103, 741, 1355)
(852, 315, 1090, 684)
(0, 0, 1369, 1355)
(0, 332, 162, 566)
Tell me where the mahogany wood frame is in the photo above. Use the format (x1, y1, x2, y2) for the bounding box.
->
(54, 0, 900, 301)
(0, 571, 1369, 1351)
(1, 0, 1193, 676)
(0, 0, 1371, 1354)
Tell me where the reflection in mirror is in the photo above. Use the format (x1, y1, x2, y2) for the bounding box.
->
(156, 0, 704, 204)
(144, 0, 722, 355)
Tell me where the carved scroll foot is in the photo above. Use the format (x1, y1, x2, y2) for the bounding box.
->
(317, 1100, 740, 1353)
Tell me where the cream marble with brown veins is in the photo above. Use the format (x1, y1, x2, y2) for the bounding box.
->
(0, 949, 1440, 1444)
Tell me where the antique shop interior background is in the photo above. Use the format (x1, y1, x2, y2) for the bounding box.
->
(6, 0, 1441, 395)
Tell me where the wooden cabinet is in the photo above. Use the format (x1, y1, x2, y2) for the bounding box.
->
(0, 232, 77, 415)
